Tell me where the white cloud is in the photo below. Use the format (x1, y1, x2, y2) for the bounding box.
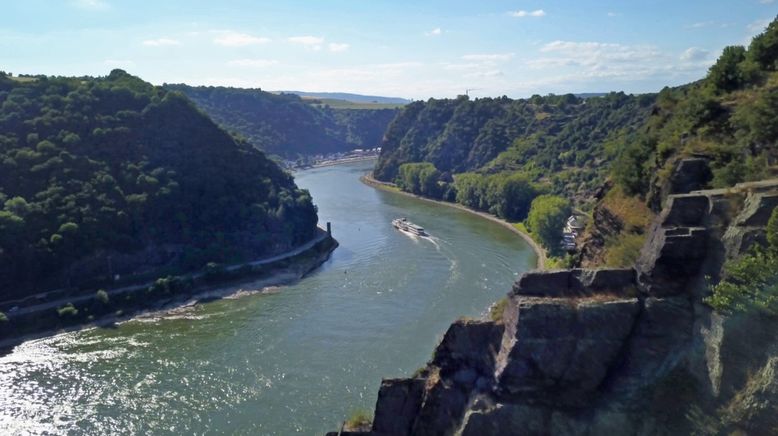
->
(425, 28, 442, 37)
(328, 42, 350, 52)
(227, 59, 279, 68)
(508, 9, 546, 18)
(748, 18, 771, 34)
(289, 36, 325, 45)
(528, 41, 667, 79)
(761, 0, 775, 4)
(687, 21, 715, 29)
(213, 32, 270, 47)
(71, 0, 109, 10)
(607, 12, 621, 17)
(680, 47, 710, 62)
(461, 53, 514, 62)
(142, 38, 180, 46)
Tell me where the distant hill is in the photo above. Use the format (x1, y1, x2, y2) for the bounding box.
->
(574, 92, 608, 99)
(274, 91, 410, 105)
(166, 85, 398, 158)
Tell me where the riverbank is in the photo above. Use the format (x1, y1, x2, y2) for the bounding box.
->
(290, 155, 378, 172)
(361, 174, 547, 269)
(0, 231, 338, 353)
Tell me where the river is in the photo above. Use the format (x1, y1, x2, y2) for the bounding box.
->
(0, 160, 536, 435)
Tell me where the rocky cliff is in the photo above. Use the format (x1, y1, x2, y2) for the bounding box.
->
(331, 179, 778, 435)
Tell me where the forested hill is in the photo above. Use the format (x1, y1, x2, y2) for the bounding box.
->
(165, 84, 398, 159)
(374, 92, 654, 204)
(0, 69, 318, 298)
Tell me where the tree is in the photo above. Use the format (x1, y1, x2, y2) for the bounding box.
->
(747, 16, 778, 71)
(527, 195, 571, 251)
(707, 45, 746, 92)
(487, 173, 539, 221)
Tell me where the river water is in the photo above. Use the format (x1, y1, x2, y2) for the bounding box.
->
(0, 160, 536, 435)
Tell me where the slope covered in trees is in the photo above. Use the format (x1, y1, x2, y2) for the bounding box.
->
(375, 92, 654, 206)
(584, 16, 778, 267)
(0, 70, 318, 299)
(165, 84, 398, 159)
(610, 18, 778, 203)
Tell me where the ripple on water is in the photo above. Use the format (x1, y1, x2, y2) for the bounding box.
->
(0, 161, 536, 435)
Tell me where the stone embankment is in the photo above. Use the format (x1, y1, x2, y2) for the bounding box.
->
(330, 177, 778, 435)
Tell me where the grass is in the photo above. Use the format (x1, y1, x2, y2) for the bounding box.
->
(302, 97, 405, 110)
(344, 409, 372, 430)
(512, 222, 530, 235)
(489, 297, 509, 322)
(604, 233, 647, 267)
(602, 186, 654, 232)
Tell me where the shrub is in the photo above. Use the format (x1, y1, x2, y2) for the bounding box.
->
(707, 207, 778, 315)
(345, 410, 372, 430)
(0, 311, 8, 322)
(96, 289, 109, 304)
(605, 233, 647, 267)
(489, 297, 509, 322)
(57, 303, 79, 317)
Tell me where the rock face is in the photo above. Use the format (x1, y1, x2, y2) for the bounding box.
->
(332, 179, 778, 435)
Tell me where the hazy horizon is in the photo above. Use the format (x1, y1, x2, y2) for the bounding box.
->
(2, 0, 775, 99)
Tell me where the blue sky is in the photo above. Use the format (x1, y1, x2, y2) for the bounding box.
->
(1, 0, 775, 98)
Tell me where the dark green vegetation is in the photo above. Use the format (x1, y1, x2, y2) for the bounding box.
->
(610, 18, 778, 199)
(374, 90, 653, 255)
(165, 84, 398, 159)
(375, 92, 654, 207)
(708, 207, 778, 316)
(377, 17, 778, 264)
(0, 70, 318, 300)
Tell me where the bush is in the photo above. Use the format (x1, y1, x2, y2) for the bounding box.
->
(95, 289, 109, 304)
(707, 207, 778, 315)
(345, 410, 372, 430)
(57, 303, 79, 317)
(489, 297, 509, 322)
(605, 233, 647, 267)
(0, 311, 8, 322)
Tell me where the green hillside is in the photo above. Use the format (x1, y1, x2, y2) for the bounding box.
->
(0, 70, 318, 298)
(165, 84, 398, 159)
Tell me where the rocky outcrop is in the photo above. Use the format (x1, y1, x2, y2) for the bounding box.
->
(332, 179, 778, 435)
(647, 157, 713, 212)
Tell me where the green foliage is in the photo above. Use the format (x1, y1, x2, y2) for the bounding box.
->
(57, 303, 79, 317)
(449, 171, 543, 221)
(604, 233, 646, 267)
(0, 71, 318, 300)
(148, 276, 191, 295)
(489, 297, 509, 323)
(526, 195, 571, 252)
(610, 17, 778, 197)
(345, 410, 372, 429)
(96, 289, 109, 304)
(708, 46, 747, 92)
(748, 16, 778, 71)
(0, 311, 8, 322)
(396, 162, 443, 198)
(375, 92, 654, 206)
(707, 208, 778, 315)
(164, 84, 397, 158)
